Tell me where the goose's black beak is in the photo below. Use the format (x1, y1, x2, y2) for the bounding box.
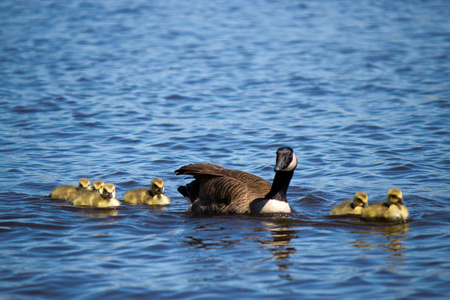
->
(274, 156, 290, 171)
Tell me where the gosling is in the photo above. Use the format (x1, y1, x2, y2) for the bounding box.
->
(68, 180, 104, 204)
(92, 180, 105, 194)
(330, 191, 369, 215)
(72, 183, 120, 208)
(123, 178, 170, 205)
(360, 188, 409, 222)
(49, 178, 92, 200)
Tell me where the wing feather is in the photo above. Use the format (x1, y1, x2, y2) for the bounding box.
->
(176, 163, 272, 214)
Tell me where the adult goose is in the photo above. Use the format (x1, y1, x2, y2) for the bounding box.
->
(175, 147, 297, 215)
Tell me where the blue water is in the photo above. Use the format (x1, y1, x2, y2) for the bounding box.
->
(1, 0, 449, 298)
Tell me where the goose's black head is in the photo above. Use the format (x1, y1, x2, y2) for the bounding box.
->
(274, 147, 297, 172)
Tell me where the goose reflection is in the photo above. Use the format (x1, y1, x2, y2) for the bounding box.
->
(182, 222, 240, 249)
(257, 220, 298, 263)
(182, 218, 298, 264)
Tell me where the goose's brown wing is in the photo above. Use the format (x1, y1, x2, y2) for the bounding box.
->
(191, 176, 267, 214)
(175, 163, 271, 188)
(175, 163, 272, 214)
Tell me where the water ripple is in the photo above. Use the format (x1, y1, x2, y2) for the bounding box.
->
(0, 0, 449, 299)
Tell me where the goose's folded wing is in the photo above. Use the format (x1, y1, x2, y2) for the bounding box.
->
(175, 163, 271, 189)
(197, 176, 270, 214)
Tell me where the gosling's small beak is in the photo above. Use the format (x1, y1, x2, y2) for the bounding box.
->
(363, 202, 368, 208)
(158, 188, 164, 194)
(398, 198, 405, 205)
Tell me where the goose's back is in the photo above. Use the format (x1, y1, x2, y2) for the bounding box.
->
(176, 163, 272, 214)
(176, 163, 270, 188)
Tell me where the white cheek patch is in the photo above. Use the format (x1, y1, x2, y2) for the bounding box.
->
(284, 153, 297, 171)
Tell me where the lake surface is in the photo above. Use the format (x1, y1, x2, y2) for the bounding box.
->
(1, 0, 449, 299)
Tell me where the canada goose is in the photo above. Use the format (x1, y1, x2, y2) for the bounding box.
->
(330, 191, 369, 215)
(123, 178, 170, 205)
(72, 183, 120, 208)
(360, 188, 409, 221)
(67, 180, 105, 204)
(175, 146, 297, 215)
(49, 178, 92, 200)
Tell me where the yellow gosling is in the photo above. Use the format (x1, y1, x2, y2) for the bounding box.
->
(330, 191, 369, 215)
(72, 183, 120, 208)
(92, 180, 105, 194)
(68, 180, 105, 204)
(361, 188, 409, 222)
(49, 178, 92, 200)
(123, 178, 170, 205)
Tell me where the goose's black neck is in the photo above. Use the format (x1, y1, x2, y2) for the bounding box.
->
(265, 170, 294, 201)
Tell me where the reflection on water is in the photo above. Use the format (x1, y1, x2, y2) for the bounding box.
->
(75, 208, 119, 218)
(182, 221, 241, 250)
(146, 205, 169, 211)
(261, 223, 298, 274)
(351, 223, 410, 273)
(183, 234, 239, 249)
(351, 222, 409, 251)
(1, 0, 449, 297)
(258, 220, 298, 262)
(182, 217, 299, 270)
